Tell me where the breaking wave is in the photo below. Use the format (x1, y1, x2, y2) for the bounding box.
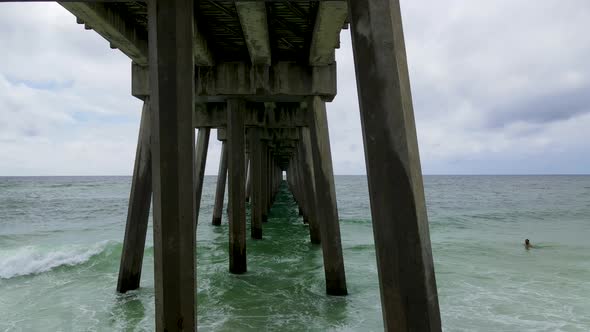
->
(0, 241, 113, 279)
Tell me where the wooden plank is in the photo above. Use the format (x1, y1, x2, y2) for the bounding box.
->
(117, 99, 152, 293)
(148, 0, 196, 330)
(59, 2, 148, 65)
(348, 0, 442, 330)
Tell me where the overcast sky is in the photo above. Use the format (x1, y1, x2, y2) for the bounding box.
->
(0, 1, 589, 176)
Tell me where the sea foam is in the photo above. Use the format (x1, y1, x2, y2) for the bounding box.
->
(0, 241, 110, 279)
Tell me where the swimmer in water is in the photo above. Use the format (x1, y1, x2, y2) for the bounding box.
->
(524, 239, 533, 249)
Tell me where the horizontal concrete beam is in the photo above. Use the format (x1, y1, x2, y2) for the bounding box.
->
(309, 1, 348, 65)
(59, 2, 148, 65)
(195, 102, 308, 128)
(236, 2, 271, 65)
(196, 62, 336, 102)
(218, 128, 299, 141)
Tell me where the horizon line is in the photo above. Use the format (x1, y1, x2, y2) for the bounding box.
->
(1, 173, 589, 177)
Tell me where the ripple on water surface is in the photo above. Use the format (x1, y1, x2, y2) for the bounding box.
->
(0, 175, 589, 331)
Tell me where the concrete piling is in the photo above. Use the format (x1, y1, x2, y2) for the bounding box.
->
(117, 99, 152, 293)
(307, 96, 348, 296)
(299, 127, 321, 244)
(348, 0, 442, 330)
(212, 140, 228, 226)
(227, 99, 247, 274)
(194, 127, 210, 226)
(148, 0, 196, 330)
(249, 128, 263, 239)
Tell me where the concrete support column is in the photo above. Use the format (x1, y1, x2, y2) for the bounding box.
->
(264, 149, 270, 211)
(300, 127, 321, 244)
(266, 150, 274, 209)
(249, 129, 263, 239)
(348, 0, 442, 330)
(117, 99, 152, 293)
(148, 0, 196, 330)
(275, 165, 279, 195)
(261, 142, 269, 222)
(293, 150, 305, 218)
(287, 161, 300, 208)
(275, 163, 279, 193)
(307, 96, 347, 296)
(286, 167, 294, 197)
(245, 152, 251, 203)
(194, 128, 210, 226)
(212, 141, 228, 225)
(227, 99, 247, 274)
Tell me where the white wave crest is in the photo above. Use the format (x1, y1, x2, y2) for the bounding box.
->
(0, 241, 110, 279)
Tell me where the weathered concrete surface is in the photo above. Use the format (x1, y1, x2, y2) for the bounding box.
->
(194, 102, 308, 128)
(227, 99, 247, 274)
(245, 153, 251, 202)
(60, 2, 148, 65)
(307, 96, 347, 296)
(148, 0, 196, 330)
(249, 129, 263, 239)
(194, 127, 210, 226)
(131, 63, 149, 100)
(217, 128, 300, 143)
(117, 99, 152, 293)
(196, 62, 336, 102)
(212, 141, 227, 226)
(235, 2, 271, 65)
(348, 0, 442, 330)
(309, 1, 348, 65)
(193, 19, 214, 66)
(299, 127, 321, 244)
(261, 141, 269, 223)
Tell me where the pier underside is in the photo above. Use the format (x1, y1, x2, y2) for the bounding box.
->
(3, 0, 442, 331)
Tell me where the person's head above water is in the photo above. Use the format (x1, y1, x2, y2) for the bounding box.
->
(525, 239, 530, 245)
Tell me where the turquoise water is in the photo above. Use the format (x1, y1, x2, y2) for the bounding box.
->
(0, 175, 589, 331)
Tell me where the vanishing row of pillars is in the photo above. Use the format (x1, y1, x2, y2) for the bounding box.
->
(117, 96, 348, 287)
(116, 0, 441, 331)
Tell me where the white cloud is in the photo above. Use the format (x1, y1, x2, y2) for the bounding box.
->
(0, 1, 589, 175)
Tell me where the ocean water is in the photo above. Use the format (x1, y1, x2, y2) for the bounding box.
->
(0, 175, 589, 331)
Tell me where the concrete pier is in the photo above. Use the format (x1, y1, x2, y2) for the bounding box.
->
(212, 140, 228, 226)
(249, 128, 263, 239)
(227, 99, 247, 274)
(299, 127, 321, 244)
(117, 99, 152, 293)
(261, 141, 269, 223)
(194, 127, 210, 226)
(307, 96, 347, 296)
(14, 1, 445, 330)
(148, 0, 196, 330)
(348, 0, 442, 330)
